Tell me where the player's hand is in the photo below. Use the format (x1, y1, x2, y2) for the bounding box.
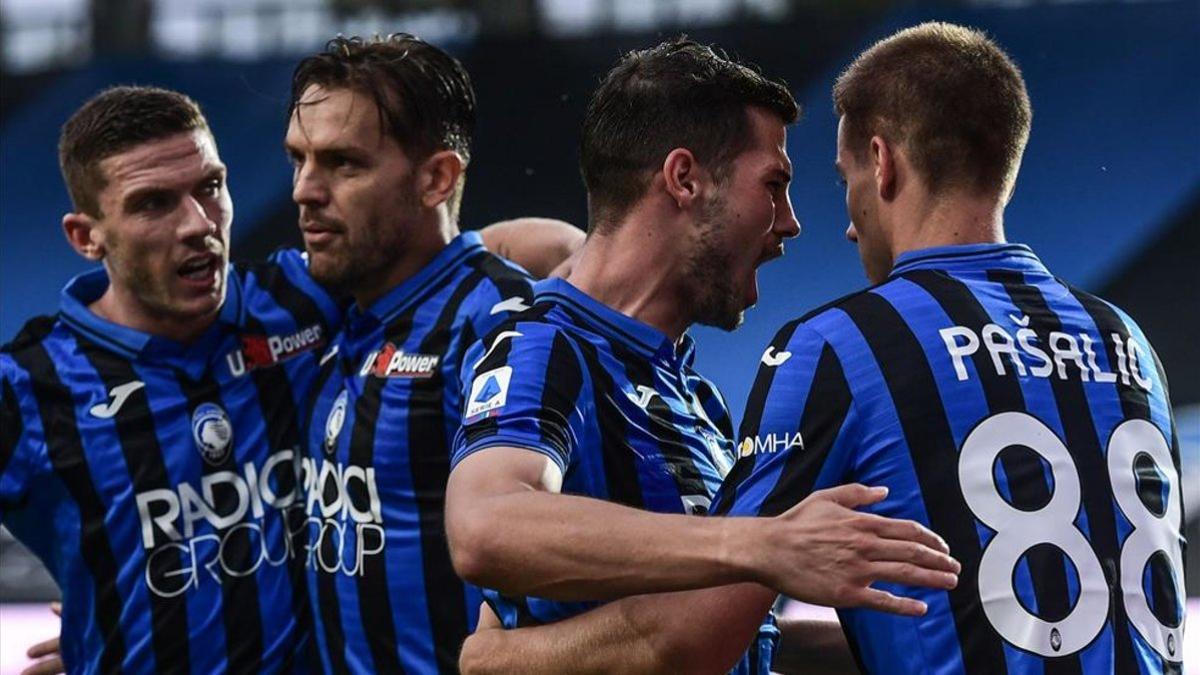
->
(762, 484, 959, 616)
(20, 602, 64, 675)
(460, 604, 507, 675)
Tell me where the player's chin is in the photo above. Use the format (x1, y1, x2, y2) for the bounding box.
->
(307, 252, 351, 289)
(170, 286, 224, 320)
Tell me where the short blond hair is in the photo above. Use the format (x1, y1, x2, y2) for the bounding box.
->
(834, 22, 1032, 196)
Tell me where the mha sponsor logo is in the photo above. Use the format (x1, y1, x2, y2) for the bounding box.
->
(360, 342, 441, 379)
(226, 324, 325, 376)
(134, 448, 306, 598)
(939, 315, 1153, 391)
(738, 432, 803, 458)
(299, 457, 385, 577)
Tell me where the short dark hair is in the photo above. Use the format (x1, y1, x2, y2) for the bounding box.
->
(580, 38, 799, 230)
(834, 22, 1032, 196)
(289, 34, 476, 219)
(59, 85, 209, 218)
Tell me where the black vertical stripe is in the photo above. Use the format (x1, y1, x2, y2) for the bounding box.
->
(560, 323, 646, 509)
(714, 320, 803, 512)
(838, 289, 1006, 674)
(991, 269, 1140, 674)
(1067, 288, 1151, 419)
(462, 304, 554, 450)
(11, 343, 127, 674)
(1070, 286, 1182, 671)
(693, 379, 733, 442)
(1, 377, 23, 478)
(242, 259, 336, 339)
(176, 372, 265, 674)
(611, 338, 709, 503)
(239, 313, 314, 669)
(476, 254, 535, 305)
(344, 318, 414, 675)
(908, 270, 1081, 675)
(75, 342, 192, 673)
(407, 266, 492, 672)
(534, 332, 584, 463)
(309, 350, 352, 675)
(757, 343, 852, 518)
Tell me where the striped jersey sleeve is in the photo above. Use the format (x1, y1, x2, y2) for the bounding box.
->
(0, 338, 50, 516)
(451, 319, 586, 474)
(445, 254, 537, 434)
(712, 319, 857, 517)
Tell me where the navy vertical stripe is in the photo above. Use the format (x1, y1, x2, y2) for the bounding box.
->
(76, 341, 192, 673)
(10, 343, 127, 674)
(176, 373, 265, 673)
(990, 269, 1141, 674)
(908, 270, 1081, 675)
(838, 289, 1006, 674)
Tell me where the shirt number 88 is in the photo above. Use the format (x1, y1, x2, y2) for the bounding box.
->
(958, 412, 1184, 659)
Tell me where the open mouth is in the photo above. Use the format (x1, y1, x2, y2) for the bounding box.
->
(178, 255, 218, 281)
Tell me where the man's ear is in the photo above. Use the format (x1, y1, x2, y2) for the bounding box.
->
(871, 135, 897, 202)
(63, 212, 105, 261)
(661, 148, 707, 210)
(417, 150, 467, 210)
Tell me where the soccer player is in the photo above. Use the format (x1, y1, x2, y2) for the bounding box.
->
(285, 35, 544, 673)
(444, 38, 961, 675)
(2, 85, 340, 674)
(2, 82, 577, 674)
(457, 22, 1187, 675)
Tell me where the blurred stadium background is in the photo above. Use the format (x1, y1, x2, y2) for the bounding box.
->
(1, 0, 1197, 671)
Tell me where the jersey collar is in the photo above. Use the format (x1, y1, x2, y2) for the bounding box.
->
(534, 278, 696, 367)
(59, 266, 243, 372)
(889, 242, 1047, 277)
(345, 230, 485, 334)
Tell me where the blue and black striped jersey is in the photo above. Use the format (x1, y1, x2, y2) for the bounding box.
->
(0, 249, 342, 674)
(302, 231, 534, 674)
(714, 243, 1185, 674)
(450, 278, 779, 675)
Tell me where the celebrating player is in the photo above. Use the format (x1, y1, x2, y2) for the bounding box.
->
(444, 38, 961, 675)
(456, 22, 1187, 674)
(3, 81, 578, 674)
(285, 35, 553, 673)
(2, 85, 338, 673)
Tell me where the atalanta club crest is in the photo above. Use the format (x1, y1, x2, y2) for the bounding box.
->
(324, 390, 349, 455)
(192, 402, 233, 465)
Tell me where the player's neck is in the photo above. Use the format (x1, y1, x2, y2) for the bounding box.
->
(890, 191, 1006, 259)
(352, 213, 459, 310)
(567, 215, 692, 342)
(89, 287, 218, 344)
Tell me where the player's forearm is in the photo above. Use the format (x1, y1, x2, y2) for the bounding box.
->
(448, 489, 770, 601)
(460, 602, 664, 675)
(460, 585, 774, 675)
(772, 617, 858, 675)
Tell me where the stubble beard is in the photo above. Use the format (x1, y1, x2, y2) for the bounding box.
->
(684, 194, 744, 332)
